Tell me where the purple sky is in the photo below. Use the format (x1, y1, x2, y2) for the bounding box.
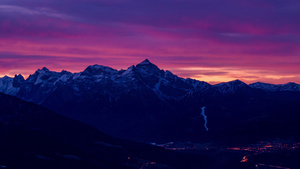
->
(1, 0, 300, 84)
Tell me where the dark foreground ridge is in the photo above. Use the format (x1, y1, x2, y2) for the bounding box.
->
(0, 93, 214, 169)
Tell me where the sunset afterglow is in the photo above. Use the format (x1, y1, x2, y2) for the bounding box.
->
(1, 0, 300, 84)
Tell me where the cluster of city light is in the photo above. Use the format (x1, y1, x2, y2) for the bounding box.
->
(127, 156, 158, 169)
(154, 141, 300, 153)
(154, 142, 209, 151)
(227, 142, 300, 166)
(139, 161, 157, 169)
(227, 142, 300, 153)
(255, 163, 290, 169)
(240, 156, 248, 163)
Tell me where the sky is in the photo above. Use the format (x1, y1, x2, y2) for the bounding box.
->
(1, 0, 300, 84)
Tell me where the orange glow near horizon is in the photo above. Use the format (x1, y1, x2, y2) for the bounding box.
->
(1, 1, 300, 85)
(1, 62, 299, 85)
(1, 40, 300, 85)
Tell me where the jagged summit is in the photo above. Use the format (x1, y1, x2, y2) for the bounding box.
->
(286, 82, 298, 86)
(136, 59, 163, 76)
(34, 67, 50, 73)
(41, 67, 49, 71)
(33, 67, 51, 76)
(13, 74, 25, 87)
(138, 59, 152, 65)
(121, 65, 136, 76)
(249, 81, 300, 92)
(136, 59, 158, 68)
(1, 61, 300, 100)
(214, 79, 249, 94)
(82, 64, 118, 75)
(249, 82, 277, 91)
(1, 75, 11, 79)
(14, 74, 24, 79)
(215, 79, 246, 86)
(228, 79, 247, 86)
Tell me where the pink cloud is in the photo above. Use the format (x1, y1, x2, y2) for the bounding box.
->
(1, 0, 300, 84)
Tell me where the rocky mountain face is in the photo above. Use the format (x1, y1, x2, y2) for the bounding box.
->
(1, 59, 300, 143)
(0, 59, 213, 101)
(249, 82, 300, 92)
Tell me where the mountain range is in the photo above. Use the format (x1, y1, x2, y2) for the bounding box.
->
(1, 59, 300, 144)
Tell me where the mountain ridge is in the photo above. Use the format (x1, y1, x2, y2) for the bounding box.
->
(1, 59, 300, 143)
(1, 59, 299, 96)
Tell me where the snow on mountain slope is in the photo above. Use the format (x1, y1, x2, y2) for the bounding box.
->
(279, 82, 300, 91)
(0, 76, 19, 95)
(213, 80, 248, 94)
(1, 60, 300, 143)
(1, 59, 300, 105)
(249, 82, 279, 91)
(0, 60, 212, 104)
(249, 82, 300, 92)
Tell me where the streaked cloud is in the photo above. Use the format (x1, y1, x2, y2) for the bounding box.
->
(0, 5, 72, 19)
(0, 0, 300, 84)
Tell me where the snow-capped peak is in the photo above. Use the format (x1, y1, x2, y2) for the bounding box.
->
(30, 67, 51, 78)
(215, 80, 247, 87)
(227, 80, 247, 86)
(0, 76, 20, 95)
(249, 82, 278, 91)
(214, 79, 248, 94)
(35, 67, 50, 74)
(121, 65, 135, 76)
(249, 82, 300, 92)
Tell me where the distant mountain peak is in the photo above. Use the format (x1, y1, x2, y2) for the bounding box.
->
(82, 64, 117, 75)
(85, 64, 108, 69)
(249, 81, 300, 92)
(165, 70, 174, 76)
(14, 74, 25, 82)
(13, 74, 25, 87)
(2, 75, 11, 79)
(34, 67, 50, 75)
(138, 59, 152, 65)
(14, 74, 24, 79)
(41, 67, 50, 72)
(286, 82, 297, 85)
(121, 65, 136, 76)
(228, 79, 247, 86)
(136, 59, 163, 76)
(214, 79, 248, 94)
(136, 59, 159, 69)
(215, 79, 246, 86)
